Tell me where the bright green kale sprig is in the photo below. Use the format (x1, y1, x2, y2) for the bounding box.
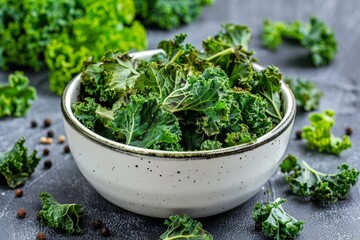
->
(284, 77, 323, 111)
(262, 17, 337, 66)
(302, 110, 352, 155)
(0, 71, 37, 118)
(159, 214, 213, 240)
(280, 154, 359, 202)
(252, 197, 304, 240)
(39, 192, 84, 235)
(0, 137, 40, 188)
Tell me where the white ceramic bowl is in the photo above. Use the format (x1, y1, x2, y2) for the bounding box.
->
(61, 50, 296, 218)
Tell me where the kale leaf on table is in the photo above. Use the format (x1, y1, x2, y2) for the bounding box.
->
(262, 16, 337, 66)
(74, 24, 284, 151)
(302, 110, 352, 155)
(134, 0, 215, 30)
(39, 192, 84, 235)
(280, 154, 359, 202)
(284, 77, 323, 111)
(0, 71, 37, 118)
(0, 137, 40, 188)
(159, 214, 213, 240)
(252, 197, 304, 240)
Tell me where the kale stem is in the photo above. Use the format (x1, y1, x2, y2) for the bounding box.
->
(168, 49, 183, 64)
(262, 93, 283, 121)
(206, 47, 235, 62)
(301, 160, 330, 180)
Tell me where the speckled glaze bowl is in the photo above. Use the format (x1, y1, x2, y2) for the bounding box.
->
(61, 50, 296, 218)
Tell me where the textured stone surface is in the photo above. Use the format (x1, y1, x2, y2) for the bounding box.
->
(1, 0, 360, 239)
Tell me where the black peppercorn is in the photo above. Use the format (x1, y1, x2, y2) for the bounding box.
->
(31, 120, 38, 128)
(47, 130, 54, 138)
(44, 118, 52, 127)
(64, 145, 70, 153)
(93, 219, 103, 229)
(100, 226, 110, 237)
(345, 127, 353, 136)
(44, 160, 52, 170)
(17, 208, 26, 218)
(43, 148, 50, 156)
(15, 189, 23, 198)
(295, 130, 302, 140)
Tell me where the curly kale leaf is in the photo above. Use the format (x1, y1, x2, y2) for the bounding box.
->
(284, 77, 323, 111)
(39, 192, 84, 235)
(0, 0, 80, 71)
(200, 140, 222, 150)
(224, 123, 253, 146)
(159, 214, 213, 240)
(45, 0, 146, 95)
(262, 17, 337, 66)
(72, 97, 99, 130)
(136, 62, 186, 100)
(162, 67, 231, 136)
(112, 95, 181, 149)
(252, 66, 283, 124)
(302, 110, 352, 155)
(135, 0, 214, 30)
(252, 198, 304, 240)
(280, 154, 360, 202)
(202, 24, 256, 88)
(0, 137, 40, 188)
(0, 71, 37, 118)
(233, 91, 273, 137)
(262, 19, 303, 50)
(156, 34, 204, 72)
(203, 23, 251, 51)
(80, 51, 140, 104)
(301, 17, 338, 66)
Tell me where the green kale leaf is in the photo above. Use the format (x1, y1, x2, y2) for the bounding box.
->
(252, 198, 304, 240)
(72, 97, 99, 130)
(262, 17, 337, 66)
(252, 66, 283, 124)
(0, 71, 37, 118)
(200, 140, 222, 150)
(302, 110, 352, 155)
(301, 17, 338, 66)
(0, 0, 147, 94)
(39, 192, 84, 235)
(112, 95, 181, 149)
(0, 137, 40, 188)
(284, 77, 323, 111)
(203, 23, 251, 51)
(45, 0, 147, 95)
(0, 0, 80, 71)
(134, 0, 214, 30)
(159, 214, 213, 240)
(280, 154, 360, 202)
(262, 19, 303, 50)
(162, 67, 231, 136)
(81, 51, 140, 105)
(233, 91, 273, 137)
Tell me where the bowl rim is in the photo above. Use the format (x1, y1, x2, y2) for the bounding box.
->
(61, 50, 296, 160)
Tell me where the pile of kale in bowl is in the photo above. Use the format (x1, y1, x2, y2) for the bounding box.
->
(72, 24, 284, 151)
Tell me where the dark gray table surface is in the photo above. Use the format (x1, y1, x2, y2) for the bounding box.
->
(1, 0, 360, 239)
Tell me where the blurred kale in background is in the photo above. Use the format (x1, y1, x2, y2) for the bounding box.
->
(0, 0, 147, 95)
(134, 0, 214, 30)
